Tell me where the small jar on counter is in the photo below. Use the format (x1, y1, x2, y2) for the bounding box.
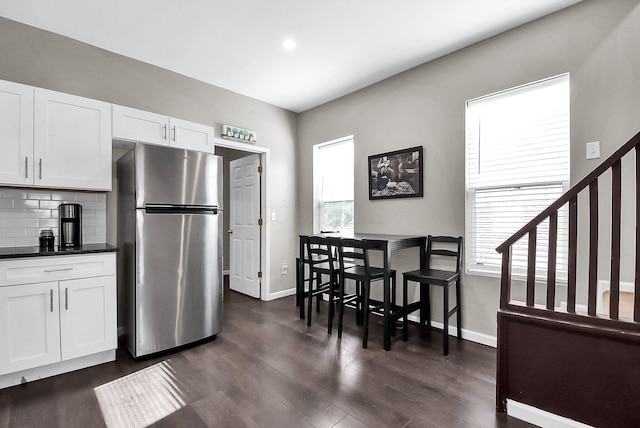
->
(39, 229, 55, 252)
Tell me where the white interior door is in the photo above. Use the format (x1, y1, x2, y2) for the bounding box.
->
(229, 154, 261, 298)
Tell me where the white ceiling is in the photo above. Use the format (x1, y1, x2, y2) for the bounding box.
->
(0, 0, 581, 113)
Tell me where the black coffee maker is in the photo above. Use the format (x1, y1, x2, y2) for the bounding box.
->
(59, 204, 82, 248)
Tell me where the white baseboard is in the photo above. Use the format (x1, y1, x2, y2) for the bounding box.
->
(264, 287, 296, 301)
(406, 313, 497, 348)
(507, 400, 593, 428)
(270, 287, 498, 348)
(0, 350, 116, 389)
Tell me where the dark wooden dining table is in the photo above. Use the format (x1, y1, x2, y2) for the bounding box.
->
(299, 232, 427, 351)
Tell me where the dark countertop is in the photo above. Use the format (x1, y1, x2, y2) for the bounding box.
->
(0, 243, 118, 259)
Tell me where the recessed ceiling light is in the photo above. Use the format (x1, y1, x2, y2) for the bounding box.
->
(282, 39, 296, 50)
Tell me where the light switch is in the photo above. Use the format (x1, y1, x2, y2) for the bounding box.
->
(271, 212, 276, 220)
(586, 141, 600, 160)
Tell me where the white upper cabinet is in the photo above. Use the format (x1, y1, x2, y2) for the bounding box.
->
(169, 117, 215, 152)
(112, 104, 214, 153)
(34, 89, 112, 191)
(0, 80, 112, 191)
(0, 80, 34, 186)
(112, 104, 169, 147)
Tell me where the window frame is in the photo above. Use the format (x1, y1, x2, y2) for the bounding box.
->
(464, 74, 570, 282)
(313, 136, 354, 234)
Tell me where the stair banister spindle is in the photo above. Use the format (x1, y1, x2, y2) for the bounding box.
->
(500, 248, 512, 309)
(610, 160, 622, 320)
(526, 228, 537, 307)
(635, 145, 640, 322)
(588, 180, 599, 316)
(546, 211, 558, 310)
(567, 196, 578, 313)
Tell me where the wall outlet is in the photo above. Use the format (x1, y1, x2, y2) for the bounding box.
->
(281, 263, 288, 274)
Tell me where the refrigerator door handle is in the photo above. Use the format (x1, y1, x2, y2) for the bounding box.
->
(144, 204, 219, 214)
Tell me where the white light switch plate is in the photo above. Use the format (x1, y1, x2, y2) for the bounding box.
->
(586, 141, 600, 159)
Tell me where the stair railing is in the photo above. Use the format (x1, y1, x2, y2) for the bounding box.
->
(496, 130, 640, 326)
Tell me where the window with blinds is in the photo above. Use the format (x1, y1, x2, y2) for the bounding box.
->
(314, 137, 354, 232)
(465, 74, 570, 279)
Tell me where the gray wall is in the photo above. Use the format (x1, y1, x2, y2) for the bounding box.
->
(297, 0, 640, 338)
(2, 0, 640, 340)
(0, 16, 299, 295)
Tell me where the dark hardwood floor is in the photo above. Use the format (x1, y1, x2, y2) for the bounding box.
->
(0, 283, 532, 427)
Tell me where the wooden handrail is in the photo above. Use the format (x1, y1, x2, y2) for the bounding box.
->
(496, 129, 640, 322)
(496, 130, 640, 253)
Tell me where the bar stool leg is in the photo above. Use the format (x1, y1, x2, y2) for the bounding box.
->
(390, 274, 397, 336)
(362, 281, 371, 348)
(402, 278, 409, 342)
(338, 276, 345, 338)
(455, 279, 462, 340)
(443, 283, 449, 356)
(307, 272, 317, 327)
(297, 258, 306, 319)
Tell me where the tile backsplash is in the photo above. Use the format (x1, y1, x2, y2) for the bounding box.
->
(0, 188, 106, 248)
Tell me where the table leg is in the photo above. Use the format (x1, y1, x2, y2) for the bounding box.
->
(383, 243, 391, 351)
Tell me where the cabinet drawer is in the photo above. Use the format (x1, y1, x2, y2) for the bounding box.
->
(0, 254, 116, 287)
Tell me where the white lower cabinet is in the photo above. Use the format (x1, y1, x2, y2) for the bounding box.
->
(0, 281, 61, 375)
(59, 276, 116, 361)
(0, 253, 117, 387)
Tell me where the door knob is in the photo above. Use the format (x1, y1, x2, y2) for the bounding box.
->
(227, 229, 233, 234)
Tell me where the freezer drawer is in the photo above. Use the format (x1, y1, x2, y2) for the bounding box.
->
(134, 210, 222, 357)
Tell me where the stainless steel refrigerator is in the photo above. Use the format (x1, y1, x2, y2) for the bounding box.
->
(117, 144, 223, 358)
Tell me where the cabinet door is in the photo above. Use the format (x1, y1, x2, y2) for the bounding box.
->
(59, 275, 116, 361)
(169, 117, 214, 153)
(0, 80, 34, 186)
(0, 282, 61, 375)
(34, 89, 112, 191)
(112, 104, 170, 146)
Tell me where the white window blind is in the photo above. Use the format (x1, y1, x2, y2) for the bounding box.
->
(465, 74, 570, 279)
(314, 137, 354, 232)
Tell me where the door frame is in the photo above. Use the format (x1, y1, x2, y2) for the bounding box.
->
(214, 137, 271, 301)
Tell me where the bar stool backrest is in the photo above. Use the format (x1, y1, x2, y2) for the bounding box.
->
(306, 235, 335, 273)
(426, 235, 463, 273)
(337, 238, 372, 274)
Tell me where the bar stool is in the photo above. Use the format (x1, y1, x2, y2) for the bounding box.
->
(297, 235, 322, 319)
(305, 235, 341, 334)
(402, 235, 463, 355)
(336, 238, 397, 348)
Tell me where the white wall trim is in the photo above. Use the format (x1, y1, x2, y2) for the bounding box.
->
(507, 400, 593, 428)
(214, 137, 271, 302)
(269, 287, 498, 347)
(265, 287, 297, 301)
(406, 313, 497, 348)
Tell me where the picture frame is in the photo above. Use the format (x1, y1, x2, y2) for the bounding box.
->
(368, 146, 423, 200)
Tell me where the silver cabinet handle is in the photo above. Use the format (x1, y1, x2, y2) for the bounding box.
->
(65, 288, 68, 311)
(50, 289, 54, 313)
(172, 126, 176, 141)
(43, 267, 74, 273)
(39, 159, 42, 180)
(163, 124, 167, 140)
(25, 157, 28, 178)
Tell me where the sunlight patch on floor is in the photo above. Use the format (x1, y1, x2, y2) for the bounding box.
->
(94, 360, 187, 428)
